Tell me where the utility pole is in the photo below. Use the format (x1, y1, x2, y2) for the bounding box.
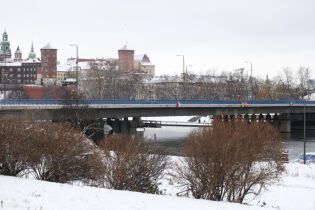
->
(70, 44, 79, 98)
(186, 65, 192, 99)
(245, 61, 253, 100)
(304, 99, 306, 164)
(177, 55, 185, 99)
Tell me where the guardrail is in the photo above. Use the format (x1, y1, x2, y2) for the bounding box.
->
(0, 99, 314, 106)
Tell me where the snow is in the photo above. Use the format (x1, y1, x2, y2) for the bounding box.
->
(0, 61, 22, 66)
(1, 162, 314, 210)
(41, 43, 56, 50)
(23, 58, 41, 63)
(0, 58, 40, 66)
(247, 163, 315, 210)
(119, 45, 133, 51)
(58, 59, 91, 72)
(142, 116, 212, 124)
(305, 93, 315, 100)
(0, 175, 264, 210)
(142, 116, 194, 122)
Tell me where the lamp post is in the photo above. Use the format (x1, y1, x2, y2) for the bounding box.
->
(186, 65, 192, 99)
(245, 61, 253, 100)
(304, 99, 306, 164)
(70, 44, 79, 98)
(177, 55, 185, 99)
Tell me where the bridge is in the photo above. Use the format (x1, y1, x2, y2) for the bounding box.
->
(0, 99, 314, 117)
(0, 99, 314, 134)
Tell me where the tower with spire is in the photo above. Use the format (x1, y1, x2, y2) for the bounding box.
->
(14, 46, 22, 61)
(0, 29, 12, 61)
(28, 42, 36, 59)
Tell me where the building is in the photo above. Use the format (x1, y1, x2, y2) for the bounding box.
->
(0, 30, 58, 86)
(14, 46, 22, 61)
(117, 45, 134, 74)
(117, 45, 155, 76)
(57, 58, 117, 87)
(37, 43, 57, 82)
(134, 54, 155, 76)
(0, 30, 11, 61)
(0, 59, 40, 85)
(0, 31, 40, 85)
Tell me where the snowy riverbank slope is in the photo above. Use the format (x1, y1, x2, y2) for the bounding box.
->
(1, 163, 315, 210)
(0, 175, 269, 210)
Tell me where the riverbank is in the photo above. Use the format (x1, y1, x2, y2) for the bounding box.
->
(0, 162, 314, 210)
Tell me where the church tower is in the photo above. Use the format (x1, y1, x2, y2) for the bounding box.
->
(0, 30, 12, 61)
(14, 46, 22, 61)
(28, 42, 36, 59)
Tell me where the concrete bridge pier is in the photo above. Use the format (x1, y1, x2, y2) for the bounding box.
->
(276, 113, 291, 133)
(121, 117, 130, 134)
(109, 117, 138, 135)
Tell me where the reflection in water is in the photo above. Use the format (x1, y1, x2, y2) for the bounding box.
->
(144, 126, 315, 161)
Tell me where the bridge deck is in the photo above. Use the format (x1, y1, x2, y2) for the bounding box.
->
(0, 99, 314, 119)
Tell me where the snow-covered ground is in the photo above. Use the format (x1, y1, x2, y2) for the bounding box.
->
(1, 162, 314, 210)
(0, 175, 269, 210)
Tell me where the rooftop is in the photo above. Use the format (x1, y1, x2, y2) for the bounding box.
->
(41, 43, 56, 50)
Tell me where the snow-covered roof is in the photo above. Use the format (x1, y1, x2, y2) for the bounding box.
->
(119, 45, 133, 51)
(41, 43, 56, 50)
(134, 54, 154, 66)
(58, 59, 77, 72)
(0, 62, 22, 66)
(23, 58, 41, 63)
(58, 59, 115, 72)
(0, 57, 41, 66)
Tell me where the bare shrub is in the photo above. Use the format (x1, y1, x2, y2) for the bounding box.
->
(27, 123, 104, 184)
(0, 119, 31, 176)
(98, 135, 168, 194)
(175, 119, 284, 203)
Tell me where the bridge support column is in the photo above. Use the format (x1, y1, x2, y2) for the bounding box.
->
(278, 114, 291, 133)
(121, 117, 130, 134)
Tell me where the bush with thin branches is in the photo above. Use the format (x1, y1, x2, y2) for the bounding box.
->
(98, 135, 168, 194)
(0, 119, 31, 176)
(27, 122, 104, 184)
(175, 119, 284, 203)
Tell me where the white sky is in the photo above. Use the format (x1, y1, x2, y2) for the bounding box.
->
(1, 0, 315, 78)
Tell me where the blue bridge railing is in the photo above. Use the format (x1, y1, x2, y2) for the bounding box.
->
(0, 99, 314, 106)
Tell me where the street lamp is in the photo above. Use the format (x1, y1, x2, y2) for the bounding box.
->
(245, 61, 253, 100)
(70, 44, 79, 98)
(185, 65, 192, 99)
(304, 99, 306, 164)
(177, 55, 185, 99)
(245, 61, 252, 79)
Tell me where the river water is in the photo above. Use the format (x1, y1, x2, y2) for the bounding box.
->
(143, 124, 315, 161)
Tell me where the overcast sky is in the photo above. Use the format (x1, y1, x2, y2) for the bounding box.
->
(2, 0, 315, 78)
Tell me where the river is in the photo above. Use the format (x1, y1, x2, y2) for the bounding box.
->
(142, 120, 315, 161)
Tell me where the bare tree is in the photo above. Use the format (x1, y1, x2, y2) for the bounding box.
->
(27, 122, 104, 184)
(0, 119, 31, 176)
(297, 66, 310, 91)
(98, 135, 168, 194)
(174, 119, 284, 203)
